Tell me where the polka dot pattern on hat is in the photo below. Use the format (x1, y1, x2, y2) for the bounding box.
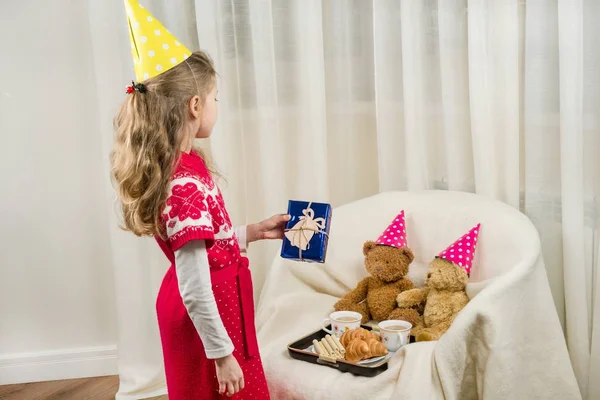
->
(438, 223, 480, 275)
(376, 210, 408, 249)
(125, 0, 193, 82)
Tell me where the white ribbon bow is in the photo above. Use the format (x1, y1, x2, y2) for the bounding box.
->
(284, 203, 328, 259)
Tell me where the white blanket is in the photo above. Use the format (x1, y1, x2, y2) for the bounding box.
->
(255, 191, 581, 400)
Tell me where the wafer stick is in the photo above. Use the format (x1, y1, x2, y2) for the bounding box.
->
(332, 335, 346, 354)
(321, 337, 335, 355)
(325, 335, 341, 354)
(314, 339, 339, 363)
(319, 353, 338, 363)
(312, 339, 326, 356)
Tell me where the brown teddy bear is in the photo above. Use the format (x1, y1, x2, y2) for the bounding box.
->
(334, 211, 421, 327)
(396, 224, 480, 341)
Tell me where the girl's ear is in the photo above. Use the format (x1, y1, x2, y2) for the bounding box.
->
(188, 95, 201, 119)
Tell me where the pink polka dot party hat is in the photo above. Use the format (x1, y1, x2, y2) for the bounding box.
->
(376, 211, 408, 248)
(438, 224, 481, 275)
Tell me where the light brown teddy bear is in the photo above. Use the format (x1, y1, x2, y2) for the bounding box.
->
(396, 224, 480, 341)
(334, 212, 421, 327)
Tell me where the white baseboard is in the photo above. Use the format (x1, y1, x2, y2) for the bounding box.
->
(0, 345, 118, 385)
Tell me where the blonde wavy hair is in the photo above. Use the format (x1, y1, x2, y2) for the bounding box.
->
(110, 51, 217, 237)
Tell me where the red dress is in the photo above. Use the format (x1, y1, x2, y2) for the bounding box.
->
(155, 151, 270, 400)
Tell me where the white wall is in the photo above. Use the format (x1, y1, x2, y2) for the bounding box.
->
(0, 0, 118, 384)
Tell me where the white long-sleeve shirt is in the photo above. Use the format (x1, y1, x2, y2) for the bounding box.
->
(173, 226, 247, 359)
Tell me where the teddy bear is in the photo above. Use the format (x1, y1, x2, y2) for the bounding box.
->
(334, 211, 421, 327)
(396, 224, 480, 341)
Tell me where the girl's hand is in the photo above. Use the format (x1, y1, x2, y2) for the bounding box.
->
(247, 214, 291, 243)
(215, 354, 244, 397)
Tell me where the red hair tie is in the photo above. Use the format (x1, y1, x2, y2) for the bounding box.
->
(125, 81, 147, 94)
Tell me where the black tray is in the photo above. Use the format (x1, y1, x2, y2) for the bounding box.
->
(287, 325, 390, 377)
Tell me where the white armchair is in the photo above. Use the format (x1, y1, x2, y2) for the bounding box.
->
(255, 191, 581, 400)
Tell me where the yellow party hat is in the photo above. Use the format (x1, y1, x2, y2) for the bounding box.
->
(124, 0, 192, 81)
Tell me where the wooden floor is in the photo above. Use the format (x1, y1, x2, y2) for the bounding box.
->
(0, 376, 168, 400)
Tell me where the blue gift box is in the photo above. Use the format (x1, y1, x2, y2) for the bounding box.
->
(281, 200, 332, 263)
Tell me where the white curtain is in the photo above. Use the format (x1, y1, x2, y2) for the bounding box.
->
(87, 0, 599, 398)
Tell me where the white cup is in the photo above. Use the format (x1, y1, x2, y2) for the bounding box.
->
(378, 320, 412, 351)
(323, 311, 362, 337)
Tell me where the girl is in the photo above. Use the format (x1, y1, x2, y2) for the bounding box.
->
(111, 51, 287, 399)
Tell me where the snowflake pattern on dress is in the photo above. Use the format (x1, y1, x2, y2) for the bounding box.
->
(200, 172, 216, 191)
(206, 195, 225, 234)
(165, 182, 207, 221)
(215, 191, 232, 233)
(162, 151, 242, 268)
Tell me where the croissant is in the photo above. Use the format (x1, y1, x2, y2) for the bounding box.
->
(340, 327, 379, 347)
(345, 337, 387, 363)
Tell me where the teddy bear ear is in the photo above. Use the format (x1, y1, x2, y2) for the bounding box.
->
(401, 247, 415, 263)
(363, 241, 377, 256)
